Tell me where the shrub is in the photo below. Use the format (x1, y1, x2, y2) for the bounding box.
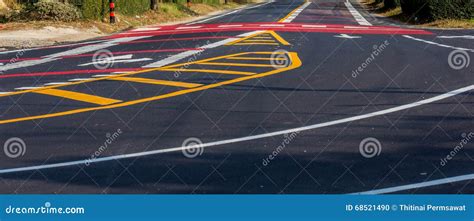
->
(16, 1, 81, 21)
(80, 0, 150, 20)
(400, 0, 474, 21)
(384, 0, 400, 9)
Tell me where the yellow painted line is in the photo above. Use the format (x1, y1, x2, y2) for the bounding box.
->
(34, 89, 121, 105)
(252, 37, 273, 39)
(242, 40, 277, 43)
(234, 43, 280, 45)
(226, 57, 286, 61)
(109, 77, 202, 88)
(199, 62, 276, 68)
(226, 30, 290, 46)
(0, 52, 253, 99)
(278, 1, 307, 22)
(161, 68, 255, 75)
(0, 52, 301, 125)
(266, 31, 290, 45)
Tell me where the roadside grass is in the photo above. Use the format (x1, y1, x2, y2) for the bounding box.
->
(359, 0, 474, 28)
(1, 2, 242, 33)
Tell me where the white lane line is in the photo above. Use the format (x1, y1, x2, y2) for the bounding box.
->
(0, 36, 149, 73)
(188, 1, 273, 24)
(344, 0, 372, 26)
(15, 87, 43, 90)
(218, 24, 243, 28)
(281, 2, 311, 23)
(69, 78, 93, 82)
(344, 26, 369, 29)
(302, 25, 327, 28)
(0, 40, 106, 55)
(44, 82, 68, 86)
(403, 35, 474, 52)
(143, 31, 263, 68)
(1, 84, 473, 174)
(353, 174, 474, 194)
(0, 92, 11, 94)
(260, 24, 285, 27)
(437, 35, 474, 40)
(131, 27, 160, 32)
(92, 74, 117, 77)
(176, 26, 202, 30)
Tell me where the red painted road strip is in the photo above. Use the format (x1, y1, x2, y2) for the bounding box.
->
(0, 68, 144, 79)
(0, 48, 202, 63)
(108, 22, 433, 39)
(116, 36, 234, 44)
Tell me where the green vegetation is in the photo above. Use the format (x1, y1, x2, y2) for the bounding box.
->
(8, 1, 81, 22)
(399, 0, 473, 21)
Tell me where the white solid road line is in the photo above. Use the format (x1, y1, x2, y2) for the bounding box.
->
(44, 82, 69, 86)
(403, 35, 474, 52)
(1, 84, 473, 175)
(344, 0, 372, 26)
(353, 174, 474, 194)
(131, 27, 160, 32)
(15, 87, 43, 90)
(142, 31, 265, 68)
(437, 35, 474, 39)
(176, 26, 202, 30)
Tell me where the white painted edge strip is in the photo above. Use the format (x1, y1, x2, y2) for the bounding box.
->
(142, 39, 233, 68)
(15, 87, 43, 90)
(302, 25, 327, 28)
(344, 0, 372, 26)
(131, 27, 160, 32)
(69, 78, 93, 82)
(142, 31, 258, 68)
(176, 26, 202, 30)
(44, 82, 69, 86)
(260, 24, 285, 27)
(281, 2, 311, 23)
(437, 35, 474, 39)
(403, 35, 474, 52)
(353, 174, 474, 194)
(1, 84, 473, 175)
(92, 74, 117, 77)
(344, 26, 369, 29)
(218, 24, 243, 28)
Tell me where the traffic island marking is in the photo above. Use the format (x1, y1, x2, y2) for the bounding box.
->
(0, 51, 302, 125)
(225, 31, 290, 46)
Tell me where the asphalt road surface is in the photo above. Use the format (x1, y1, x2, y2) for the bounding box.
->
(0, 0, 473, 194)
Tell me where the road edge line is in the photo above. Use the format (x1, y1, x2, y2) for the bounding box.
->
(0, 84, 472, 174)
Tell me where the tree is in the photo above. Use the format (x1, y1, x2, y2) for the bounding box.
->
(151, 0, 158, 10)
(384, 0, 398, 9)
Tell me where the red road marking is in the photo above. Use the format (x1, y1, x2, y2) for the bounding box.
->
(111, 22, 433, 38)
(0, 68, 144, 79)
(117, 36, 234, 44)
(0, 48, 202, 63)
